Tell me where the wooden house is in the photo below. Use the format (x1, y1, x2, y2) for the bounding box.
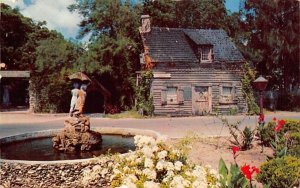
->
(138, 15, 247, 116)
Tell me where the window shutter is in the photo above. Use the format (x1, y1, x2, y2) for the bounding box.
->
(232, 84, 236, 100)
(178, 87, 184, 104)
(161, 87, 167, 105)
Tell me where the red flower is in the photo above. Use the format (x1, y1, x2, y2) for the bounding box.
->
(231, 146, 240, 154)
(252, 166, 260, 174)
(275, 124, 284, 132)
(278, 119, 285, 126)
(273, 117, 277, 122)
(274, 119, 285, 132)
(258, 114, 264, 122)
(241, 165, 251, 179)
(241, 164, 260, 180)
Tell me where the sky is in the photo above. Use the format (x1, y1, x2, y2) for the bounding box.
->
(3, 0, 240, 40)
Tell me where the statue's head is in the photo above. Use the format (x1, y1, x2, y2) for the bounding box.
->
(81, 84, 88, 91)
(73, 82, 80, 89)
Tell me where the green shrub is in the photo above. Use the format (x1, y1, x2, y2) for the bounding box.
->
(229, 107, 238, 115)
(258, 119, 300, 157)
(242, 126, 254, 150)
(220, 117, 254, 150)
(241, 63, 259, 115)
(135, 71, 154, 116)
(257, 156, 300, 188)
(30, 73, 71, 113)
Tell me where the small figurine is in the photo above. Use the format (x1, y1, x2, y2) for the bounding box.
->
(69, 82, 80, 117)
(71, 83, 87, 117)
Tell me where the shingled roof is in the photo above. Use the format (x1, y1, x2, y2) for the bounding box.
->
(141, 27, 244, 63)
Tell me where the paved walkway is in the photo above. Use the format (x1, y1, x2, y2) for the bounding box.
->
(0, 111, 299, 138)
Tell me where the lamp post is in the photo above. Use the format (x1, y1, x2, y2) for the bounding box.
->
(253, 75, 268, 123)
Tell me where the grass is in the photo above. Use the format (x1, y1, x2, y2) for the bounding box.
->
(103, 110, 145, 119)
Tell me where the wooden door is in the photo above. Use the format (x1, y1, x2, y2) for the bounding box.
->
(192, 86, 211, 115)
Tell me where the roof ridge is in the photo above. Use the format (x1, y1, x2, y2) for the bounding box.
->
(152, 26, 225, 32)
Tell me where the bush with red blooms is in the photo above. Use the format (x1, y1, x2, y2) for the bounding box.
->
(272, 118, 287, 157)
(257, 117, 300, 158)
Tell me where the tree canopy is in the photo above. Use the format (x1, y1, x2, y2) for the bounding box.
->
(243, 0, 299, 91)
(69, 0, 142, 108)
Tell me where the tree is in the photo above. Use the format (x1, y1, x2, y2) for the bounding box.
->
(69, 0, 142, 109)
(1, 3, 81, 112)
(142, 0, 229, 30)
(0, 3, 34, 69)
(31, 37, 81, 112)
(242, 0, 299, 91)
(0, 3, 63, 71)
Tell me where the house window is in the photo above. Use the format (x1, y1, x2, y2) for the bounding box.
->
(161, 86, 184, 105)
(222, 87, 232, 96)
(167, 87, 178, 103)
(220, 86, 235, 104)
(200, 46, 213, 62)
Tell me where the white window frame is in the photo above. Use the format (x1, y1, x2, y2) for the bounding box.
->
(219, 84, 236, 104)
(166, 86, 178, 104)
(200, 46, 213, 63)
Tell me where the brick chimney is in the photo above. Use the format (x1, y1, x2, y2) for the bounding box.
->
(140, 15, 151, 33)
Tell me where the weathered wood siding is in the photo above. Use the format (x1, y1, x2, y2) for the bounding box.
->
(151, 62, 247, 116)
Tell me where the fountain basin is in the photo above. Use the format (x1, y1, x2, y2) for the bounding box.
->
(0, 127, 162, 164)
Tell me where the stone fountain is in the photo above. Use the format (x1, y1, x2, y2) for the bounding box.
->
(52, 72, 102, 152)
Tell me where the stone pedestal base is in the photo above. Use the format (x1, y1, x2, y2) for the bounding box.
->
(52, 116, 102, 152)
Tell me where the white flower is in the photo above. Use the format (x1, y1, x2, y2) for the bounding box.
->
(192, 180, 207, 188)
(156, 160, 165, 171)
(118, 182, 137, 188)
(157, 150, 168, 159)
(124, 174, 138, 183)
(144, 158, 154, 168)
(209, 168, 219, 178)
(172, 149, 181, 156)
(205, 164, 212, 169)
(170, 175, 190, 188)
(126, 153, 137, 162)
(144, 181, 160, 188)
(152, 145, 159, 152)
(142, 168, 157, 180)
(117, 185, 129, 188)
(163, 170, 175, 183)
(192, 165, 206, 178)
(174, 161, 183, 171)
(166, 162, 175, 171)
(185, 171, 192, 177)
(135, 157, 143, 164)
(141, 146, 154, 158)
(113, 169, 121, 175)
(134, 135, 156, 148)
(92, 165, 101, 172)
(123, 166, 130, 172)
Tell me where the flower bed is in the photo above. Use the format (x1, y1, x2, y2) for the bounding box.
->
(81, 135, 220, 188)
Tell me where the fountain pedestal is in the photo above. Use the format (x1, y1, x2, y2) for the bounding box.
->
(52, 115, 102, 151)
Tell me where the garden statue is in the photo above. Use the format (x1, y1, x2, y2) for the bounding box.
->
(52, 72, 102, 152)
(69, 82, 80, 116)
(70, 83, 88, 117)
